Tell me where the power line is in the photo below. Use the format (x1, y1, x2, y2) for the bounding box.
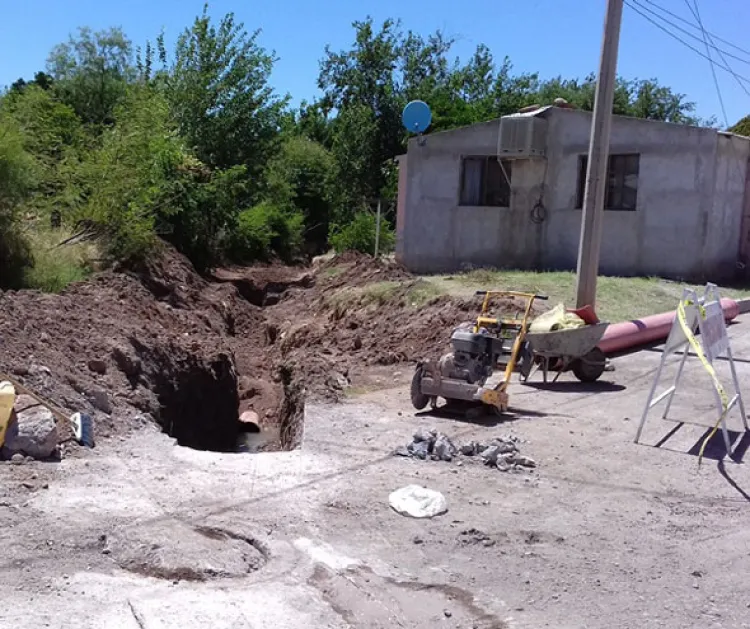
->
(683, 0, 750, 103)
(639, 0, 750, 59)
(629, 0, 750, 67)
(685, 0, 729, 126)
(624, 0, 750, 86)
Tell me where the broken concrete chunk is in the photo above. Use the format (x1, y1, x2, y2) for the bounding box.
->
(480, 445, 502, 465)
(433, 433, 457, 462)
(412, 427, 437, 444)
(408, 440, 430, 460)
(512, 454, 537, 468)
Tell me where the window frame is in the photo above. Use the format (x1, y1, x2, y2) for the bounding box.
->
(575, 153, 640, 211)
(458, 155, 513, 208)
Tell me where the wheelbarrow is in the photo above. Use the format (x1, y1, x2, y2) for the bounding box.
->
(521, 322, 610, 383)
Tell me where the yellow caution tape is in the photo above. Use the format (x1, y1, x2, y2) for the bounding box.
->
(676, 299, 729, 466)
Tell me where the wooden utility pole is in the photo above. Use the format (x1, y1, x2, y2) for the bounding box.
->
(575, 0, 624, 308)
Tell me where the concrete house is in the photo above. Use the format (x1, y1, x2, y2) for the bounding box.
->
(395, 105, 750, 281)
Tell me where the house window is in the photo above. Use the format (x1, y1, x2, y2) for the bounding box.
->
(576, 154, 640, 211)
(459, 156, 512, 207)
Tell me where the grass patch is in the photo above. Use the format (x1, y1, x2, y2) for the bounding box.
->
(324, 279, 443, 315)
(433, 269, 747, 322)
(23, 228, 99, 293)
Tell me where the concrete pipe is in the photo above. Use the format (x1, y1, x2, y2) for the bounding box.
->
(598, 298, 740, 355)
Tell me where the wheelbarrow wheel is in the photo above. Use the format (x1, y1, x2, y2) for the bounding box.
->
(572, 347, 606, 383)
(410, 365, 430, 410)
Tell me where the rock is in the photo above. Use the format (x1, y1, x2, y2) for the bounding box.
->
(408, 440, 430, 460)
(87, 359, 107, 375)
(10, 453, 24, 465)
(496, 457, 513, 472)
(86, 388, 112, 414)
(393, 446, 411, 457)
(489, 439, 517, 454)
(412, 427, 436, 445)
(328, 372, 350, 390)
(512, 455, 537, 468)
(29, 364, 51, 377)
(433, 433, 457, 462)
(480, 445, 502, 465)
(444, 610, 452, 618)
(353, 335, 363, 350)
(2, 406, 58, 459)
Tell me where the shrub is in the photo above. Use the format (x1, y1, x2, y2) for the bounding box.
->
(329, 211, 395, 255)
(230, 202, 304, 263)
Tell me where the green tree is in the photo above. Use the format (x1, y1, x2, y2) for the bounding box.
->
(160, 4, 287, 197)
(78, 87, 186, 261)
(3, 85, 87, 218)
(266, 136, 335, 253)
(46, 27, 134, 126)
(0, 113, 37, 287)
(730, 115, 750, 136)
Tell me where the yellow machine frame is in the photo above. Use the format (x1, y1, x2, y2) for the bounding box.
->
(473, 290, 543, 412)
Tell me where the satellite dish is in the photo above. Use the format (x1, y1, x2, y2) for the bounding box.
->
(402, 100, 432, 134)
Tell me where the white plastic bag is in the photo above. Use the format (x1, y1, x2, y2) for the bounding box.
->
(388, 485, 448, 518)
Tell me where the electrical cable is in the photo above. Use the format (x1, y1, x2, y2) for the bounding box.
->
(624, 0, 750, 86)
(629, 0, 750, 66)
(682, 0, 750, 101)
(684, 0, 729, 125)
(639, 0, 750, 58)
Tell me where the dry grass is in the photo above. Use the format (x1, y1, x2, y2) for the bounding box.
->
(23, 228, 100, 293)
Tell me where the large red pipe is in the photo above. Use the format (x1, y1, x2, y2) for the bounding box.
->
(598, 298, 739, 355)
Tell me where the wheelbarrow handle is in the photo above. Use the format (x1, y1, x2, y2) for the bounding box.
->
(474, 291, 549, 300)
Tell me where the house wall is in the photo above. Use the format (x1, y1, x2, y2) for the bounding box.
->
(401, 108, 750, 281)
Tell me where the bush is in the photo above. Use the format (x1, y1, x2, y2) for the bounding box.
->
(329, 211, 395, 255)
(230, 202, 304, 263)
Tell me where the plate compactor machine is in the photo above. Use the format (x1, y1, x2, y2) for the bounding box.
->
(410, 290, 547, 415)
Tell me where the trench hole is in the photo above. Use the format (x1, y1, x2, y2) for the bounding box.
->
(131, 340, 305, 453)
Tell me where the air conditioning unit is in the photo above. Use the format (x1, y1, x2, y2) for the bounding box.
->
(498, 115, 548, 158)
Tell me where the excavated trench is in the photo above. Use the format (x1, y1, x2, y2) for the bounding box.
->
(130, 274, 308, 454)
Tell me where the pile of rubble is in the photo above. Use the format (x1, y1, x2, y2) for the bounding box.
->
(396, 428, 536, 472)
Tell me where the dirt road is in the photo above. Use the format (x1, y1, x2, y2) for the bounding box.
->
(2, 313, 750, 628)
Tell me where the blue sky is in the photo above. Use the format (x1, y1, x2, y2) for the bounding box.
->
(1, 0, 748, 125)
